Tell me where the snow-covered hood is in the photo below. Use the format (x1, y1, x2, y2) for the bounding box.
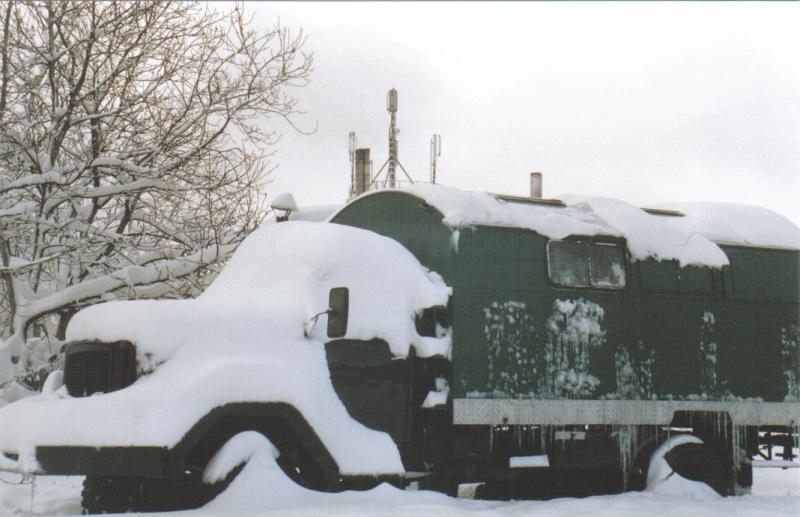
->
(0, 222, 452, 475)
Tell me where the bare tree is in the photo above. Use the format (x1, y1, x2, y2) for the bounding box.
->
(0, 0, 312, 387)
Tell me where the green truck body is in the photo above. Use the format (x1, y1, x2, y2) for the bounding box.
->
(332, 191, 799, 406)
(331, 189, 799, 496)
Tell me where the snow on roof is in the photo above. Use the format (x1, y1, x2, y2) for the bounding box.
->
(200, 220, 451, 357)
(341, 184, 799, 268)
(559, 195, 729, 267)
(649, 201, 800, 251)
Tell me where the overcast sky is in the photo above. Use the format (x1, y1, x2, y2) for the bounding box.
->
(215, 2, 799, 224)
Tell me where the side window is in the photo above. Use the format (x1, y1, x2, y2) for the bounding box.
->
(681, 265, 713, 294)
(723, 247, 799, 302)
(548, 241, 589, 287)
(590, 244, 627, 288)
(639, 259, 680, 292)
(639, 260, 712, 294)
(548, 240, 628, 289)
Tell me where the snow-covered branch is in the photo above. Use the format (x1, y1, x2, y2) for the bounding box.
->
(0, 0, 310, 386)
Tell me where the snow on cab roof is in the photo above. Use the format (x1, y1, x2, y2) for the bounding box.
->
(68, 221, 452, 363)
(336, 184, 800, 268)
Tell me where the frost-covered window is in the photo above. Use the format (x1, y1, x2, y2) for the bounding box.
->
(548, 241, 589, 286)
(589, 244, 627, 288)
(548, 241, 627, 289)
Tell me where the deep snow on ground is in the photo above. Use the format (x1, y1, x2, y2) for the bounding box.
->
(1, 437, 798, 517)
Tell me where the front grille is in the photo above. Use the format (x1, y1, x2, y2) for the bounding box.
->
(64, 341, 137, 397)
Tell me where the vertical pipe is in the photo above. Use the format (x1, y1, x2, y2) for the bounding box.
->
(355, 148, 370, 196)
(530, 172, 543, 199)
(348, 132, 356, 199)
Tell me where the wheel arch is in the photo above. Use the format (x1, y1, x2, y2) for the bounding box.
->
(170, 402, 341, 490)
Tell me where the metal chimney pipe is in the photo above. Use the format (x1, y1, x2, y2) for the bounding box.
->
(530, 172, 542, 199)
(354, 148, 371, 196)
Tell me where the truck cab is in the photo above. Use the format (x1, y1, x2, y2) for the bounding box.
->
(0, 220, 452, 512)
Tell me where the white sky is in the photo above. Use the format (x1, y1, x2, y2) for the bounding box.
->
(215, 2, 799, 224)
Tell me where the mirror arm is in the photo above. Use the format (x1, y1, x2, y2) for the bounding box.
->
(303, 308, 332, 338)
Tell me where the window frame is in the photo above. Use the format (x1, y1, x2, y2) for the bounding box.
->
(546, 239, 630, 291)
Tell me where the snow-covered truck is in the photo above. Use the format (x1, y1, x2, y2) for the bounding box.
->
(1, 185, 799, 512)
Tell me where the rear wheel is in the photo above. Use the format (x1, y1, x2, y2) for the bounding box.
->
(645, 434, 737, 496)
(663, 442, 734, 495)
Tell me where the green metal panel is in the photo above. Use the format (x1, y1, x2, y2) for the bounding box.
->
(451, 226, 553, 398)
(451, 227, 624, 399)
(330, 192, 455, 283)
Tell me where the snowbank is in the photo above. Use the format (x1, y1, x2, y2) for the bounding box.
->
(0, 222, 452, 476)
(339, 185, 800, 268)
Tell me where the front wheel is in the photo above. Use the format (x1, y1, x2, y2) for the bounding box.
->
(81, 471, 223, 513)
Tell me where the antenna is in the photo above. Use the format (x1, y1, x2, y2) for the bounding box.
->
(348, 132, 357, 198)
(374, 88, 413, 188)
(430, 134, 441, 185)
(386, 89, 398, 188)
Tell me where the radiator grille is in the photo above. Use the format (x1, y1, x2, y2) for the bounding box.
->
(64, 341, 136, 397)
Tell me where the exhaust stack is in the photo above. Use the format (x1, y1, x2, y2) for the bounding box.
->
(530, 172, 542, 199)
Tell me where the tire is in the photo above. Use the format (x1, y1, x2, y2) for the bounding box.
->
(81, 472, 220, 514)
(81, 476, 135, 514)
(664, 442, 735, 496)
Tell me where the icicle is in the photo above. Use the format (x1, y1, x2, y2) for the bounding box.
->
(612, 425, 637, 491)
(449, 229, 460, 254)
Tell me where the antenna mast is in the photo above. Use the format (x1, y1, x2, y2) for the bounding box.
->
(430, 134, 441, 185)
(387, 89, 398, 188)
(374, 88, 412, 188)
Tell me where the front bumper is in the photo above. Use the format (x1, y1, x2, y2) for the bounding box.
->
(36, 445, 172, 478)
(2, 446, 174, 478)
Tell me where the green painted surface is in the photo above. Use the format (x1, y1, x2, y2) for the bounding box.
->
(332, 192, 800, 403)
(330, 192, 455, 283)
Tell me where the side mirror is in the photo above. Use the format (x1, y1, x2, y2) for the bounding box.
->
(327, 287, 349, 338)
